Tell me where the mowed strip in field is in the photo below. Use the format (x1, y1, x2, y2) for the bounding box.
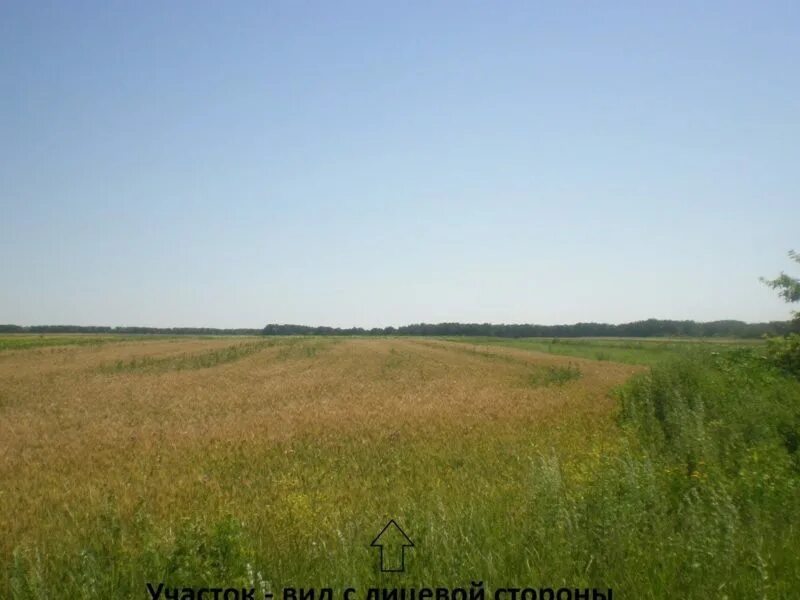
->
(0, 336, 640, 591)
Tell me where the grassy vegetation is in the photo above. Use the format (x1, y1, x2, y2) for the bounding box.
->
(446, 336, 763, 366)
(98, 340, 279, 373)
(556, 350, 800, 597)
(0, 334, 145, 351)
(1, 336, 798, 598)
(526, 363, 582, 387)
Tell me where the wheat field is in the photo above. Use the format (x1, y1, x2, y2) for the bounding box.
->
(6, 335, 799, 598)
(1, 336, 649, 596)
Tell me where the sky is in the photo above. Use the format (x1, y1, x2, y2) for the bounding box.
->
(1, 1, 798, 328)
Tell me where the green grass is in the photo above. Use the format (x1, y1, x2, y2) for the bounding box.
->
(97, 338, 337, 373)
(526, 363, 582, 387)
(98, 341, 274, 373)
(0, 335, 144, 351)
(445, 336, 763, 366)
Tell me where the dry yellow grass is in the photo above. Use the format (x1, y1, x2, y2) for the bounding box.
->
(0, 336, 640, 594)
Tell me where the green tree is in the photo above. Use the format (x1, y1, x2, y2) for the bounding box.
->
(761, 249, 800, 301)
(762, 250, 800, 376)
(761, 250, 800, 319)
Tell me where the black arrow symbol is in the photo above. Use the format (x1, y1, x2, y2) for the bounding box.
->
(371, 519, 414, 572)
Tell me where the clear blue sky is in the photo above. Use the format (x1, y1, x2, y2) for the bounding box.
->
(2, 1, 798, 328)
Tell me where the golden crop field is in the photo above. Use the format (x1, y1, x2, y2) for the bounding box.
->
(1, 336, 642, 594)
(2, 335, 799, 598)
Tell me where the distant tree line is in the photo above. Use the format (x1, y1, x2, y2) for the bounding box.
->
(0, 325, 263, 335)
(262, 319, 795, 339)
(0, 319, 794, 339)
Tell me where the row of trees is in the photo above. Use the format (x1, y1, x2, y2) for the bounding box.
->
(262, 319, 794, 339)
(0, 325, 263, 335)
(0, 319, 793, 339)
